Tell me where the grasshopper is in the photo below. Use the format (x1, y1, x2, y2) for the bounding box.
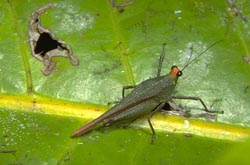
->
(71, 41, 223, 141)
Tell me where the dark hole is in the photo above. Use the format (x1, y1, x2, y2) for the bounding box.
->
(162, 103, 171, 111)
(34, 32, 60, 56)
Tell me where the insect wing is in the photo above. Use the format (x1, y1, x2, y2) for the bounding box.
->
(101, 75, 176, 124)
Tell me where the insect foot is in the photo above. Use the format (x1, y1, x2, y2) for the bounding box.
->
(28, 3, 79, 76)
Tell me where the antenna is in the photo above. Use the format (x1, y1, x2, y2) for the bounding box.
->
(157, 43, 167, 77)
(181, 40, 223, 72)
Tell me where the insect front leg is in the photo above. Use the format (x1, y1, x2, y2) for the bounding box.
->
(171, 96, 224, 114)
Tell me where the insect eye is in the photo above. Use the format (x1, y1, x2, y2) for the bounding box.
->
(177, 71, 182, 77)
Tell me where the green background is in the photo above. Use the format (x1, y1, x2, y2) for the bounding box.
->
(0, 0, 250, 164)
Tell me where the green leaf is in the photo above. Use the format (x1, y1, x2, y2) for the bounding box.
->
(1, 0, 250, 164)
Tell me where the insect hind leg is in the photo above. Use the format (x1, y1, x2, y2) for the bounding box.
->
(171, 96, 224, 114)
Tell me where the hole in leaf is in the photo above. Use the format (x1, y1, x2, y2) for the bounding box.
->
(34, 32, 60, 56)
